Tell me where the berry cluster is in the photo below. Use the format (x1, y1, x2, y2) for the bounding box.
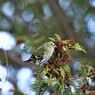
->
(44, 39, 74, 84)
(68, 38, 75, 46)
(81, 84, 94, 95)
(54, 38, 75, 55)
(54, 40, 65, 53)
(45, 55, 69, 78)
(47, 55, 69, 68)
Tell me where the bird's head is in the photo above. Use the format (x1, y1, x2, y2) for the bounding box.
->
(46, 41, 56, 48)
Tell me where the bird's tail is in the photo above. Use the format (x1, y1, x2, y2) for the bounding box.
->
(23, 53, 39, 62)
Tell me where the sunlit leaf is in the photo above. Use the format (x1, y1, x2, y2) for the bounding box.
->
(63, 65, 71, 73)
(54, 34, 61, 40)
(63, 47, 67, 51)
(72, 43, 86, 53)
(58, 67, 65, 79)
(49, 37, 55, 41)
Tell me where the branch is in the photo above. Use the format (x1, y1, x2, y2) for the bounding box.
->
(7, 51, 37, 71)
(48, 0, 79, 39)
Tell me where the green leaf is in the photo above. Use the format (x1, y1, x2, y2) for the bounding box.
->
(44, 75, 54, 86)
(63, 47, 67, 52)
(62, 46, 70, 52)
(62, 40, 69, 44)
(54, 34, 61, 40)
(42, 65, 50, 76)
(49, 37, 55, 41)
(58, 67, 65, 79)
(57, 83, 65, 95)
(63, 65, 71, 73)
(53, 68, 60, 75)
(72, 43, 86, 53)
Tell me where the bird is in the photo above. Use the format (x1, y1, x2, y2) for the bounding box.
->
(24, 41, 56, 65)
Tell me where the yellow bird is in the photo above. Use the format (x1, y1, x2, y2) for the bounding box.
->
(25, 41, 56, 65)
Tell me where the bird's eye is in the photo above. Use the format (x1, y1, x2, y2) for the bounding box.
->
(50, 43, 54, 46)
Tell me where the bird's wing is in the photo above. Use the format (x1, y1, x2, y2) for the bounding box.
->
(35, 45, 46, 58)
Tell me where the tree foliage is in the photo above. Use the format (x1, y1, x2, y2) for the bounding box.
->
(31, 35, 95, 95)
(0, 0, 95, 95)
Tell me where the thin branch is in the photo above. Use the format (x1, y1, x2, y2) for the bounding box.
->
(7, 51, 37, 71)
